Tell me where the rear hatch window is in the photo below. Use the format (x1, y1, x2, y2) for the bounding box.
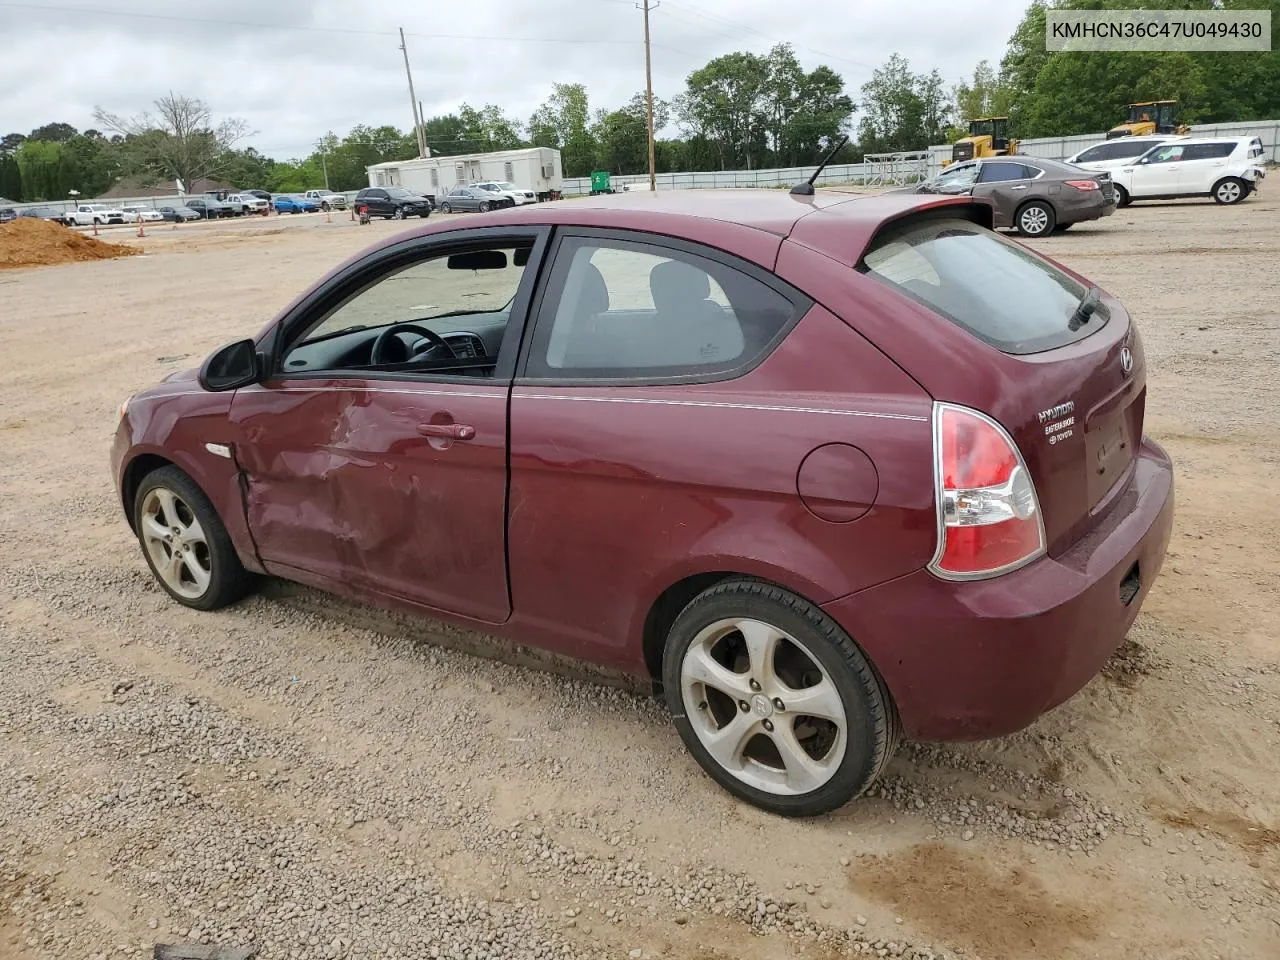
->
(861, 217, 1108, 355)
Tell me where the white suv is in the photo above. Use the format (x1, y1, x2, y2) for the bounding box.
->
(473, 181, 537, 205)
(1065, 135, 1185, 173)
(1109, 136, 1267, 206)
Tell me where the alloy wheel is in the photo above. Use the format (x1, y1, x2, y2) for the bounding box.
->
(1019, 205, 1050, 235)
(139, 487, 212, 600)
(680, 617, 847, 796)
(1216, 181, 1242, 204)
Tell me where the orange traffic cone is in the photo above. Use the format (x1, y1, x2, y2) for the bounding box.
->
(136, 216, 146, 238)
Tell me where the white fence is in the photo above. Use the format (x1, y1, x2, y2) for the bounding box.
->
(564, 117, 1280, 195)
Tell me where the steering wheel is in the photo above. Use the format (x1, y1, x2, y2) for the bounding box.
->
(369, 322, 456, 365)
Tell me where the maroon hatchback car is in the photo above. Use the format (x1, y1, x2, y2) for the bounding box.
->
(112, 190, 1173, 816)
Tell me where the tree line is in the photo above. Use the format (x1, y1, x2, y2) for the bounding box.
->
(3, 0, 1277, 203)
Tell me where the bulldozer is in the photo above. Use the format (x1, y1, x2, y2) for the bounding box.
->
(947, 117, 1019, 166)
(1106, 100, 1190, 139)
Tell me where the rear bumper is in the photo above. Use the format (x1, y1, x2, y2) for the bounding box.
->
(823, 437, 1174, 741)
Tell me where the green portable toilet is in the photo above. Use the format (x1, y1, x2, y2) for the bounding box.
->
(589, 170, 614, 195)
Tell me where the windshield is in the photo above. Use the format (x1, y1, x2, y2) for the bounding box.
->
(386, 188, 417, 198)
(496, 182, 517, 190)
(861, 216, 1101, 355)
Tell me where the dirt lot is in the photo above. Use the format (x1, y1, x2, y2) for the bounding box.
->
(1, 198, 1278, 960)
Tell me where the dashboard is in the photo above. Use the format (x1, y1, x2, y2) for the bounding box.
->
(282, 312, 509, 375)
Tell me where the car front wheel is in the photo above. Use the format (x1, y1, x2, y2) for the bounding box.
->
(133, 465, 252, 611)
(1015, 200, 1056, 237)
(662, 578, 899, 817)
(1114, 185, 1130, 207)
(393, 207, 406, 220)
(1213, 177, 1247, 205)
(440, 203, 452, 214)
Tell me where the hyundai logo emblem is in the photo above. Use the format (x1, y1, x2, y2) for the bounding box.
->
(1120, 347, 1133, 375)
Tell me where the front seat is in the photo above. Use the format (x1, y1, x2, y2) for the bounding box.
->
(552, 262, 613, 368)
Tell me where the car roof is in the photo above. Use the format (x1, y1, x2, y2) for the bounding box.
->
(344, 189, 992, 269)
(1150, 136, 1252, 145)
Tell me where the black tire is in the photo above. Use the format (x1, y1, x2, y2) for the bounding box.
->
(393, 206, 406, 220)
(440, 203, 452, 214)
(1014, 200, 1056, 237)
(132, 465, 253, 611)
(661, 578, 899, 817)
(320, 201, 330, 211)
(1114, 185, 1131, 208)
(1212, 177, 1247, 205)
(479, 201, 491, 212)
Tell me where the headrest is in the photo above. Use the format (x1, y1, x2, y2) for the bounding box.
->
(650, 259, 712, 313)
(576, 262, 610, 316)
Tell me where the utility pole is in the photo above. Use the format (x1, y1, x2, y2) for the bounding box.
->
(399, 27, 426, 158)
(319, 142, 330, 190)
(419, 100, 429, 156)
(641, 0, 658, 191)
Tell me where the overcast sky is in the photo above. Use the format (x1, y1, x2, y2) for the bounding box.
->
(1, 0, 1030, 160)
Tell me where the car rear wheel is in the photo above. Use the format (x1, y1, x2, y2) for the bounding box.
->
(1114, 185, 1130, 207)
(1212, 178, 1247, 205)
(133, 466, 252, 611)
(1015, 200, 1055, 237)
(662, 578, 899, 817)
(440, 203, 452, 214)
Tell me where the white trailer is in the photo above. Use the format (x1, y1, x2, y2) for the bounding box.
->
(366, 147, 564, 202)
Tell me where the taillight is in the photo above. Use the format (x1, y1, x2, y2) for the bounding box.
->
(930, 403, 1045, 579)
(1065, 179, 1101, 191)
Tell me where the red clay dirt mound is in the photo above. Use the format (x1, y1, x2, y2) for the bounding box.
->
(0, 218, 140, 269)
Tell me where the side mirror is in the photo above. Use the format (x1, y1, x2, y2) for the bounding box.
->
(199, 339, 261, 392)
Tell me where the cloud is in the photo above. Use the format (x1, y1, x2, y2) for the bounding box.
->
(0, 0, 1029, 158)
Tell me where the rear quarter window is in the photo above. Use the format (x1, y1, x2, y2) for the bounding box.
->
(861, 217, 1104, 355)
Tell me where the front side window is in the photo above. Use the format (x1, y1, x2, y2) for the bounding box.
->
(862, 216, 1099, 355)
(932, 163, 979, 191)
(1145, 144, 1185, 163)
(1074, 145, 1109, 163)
(282, 243, 531, 373)
(527, 237, 799, 379)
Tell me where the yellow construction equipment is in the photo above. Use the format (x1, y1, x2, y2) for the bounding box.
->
(1106, 101, 1190, 139)
(947, 117, 1020, 165)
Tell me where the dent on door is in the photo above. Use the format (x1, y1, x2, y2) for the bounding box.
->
(233, 382, 509, 618)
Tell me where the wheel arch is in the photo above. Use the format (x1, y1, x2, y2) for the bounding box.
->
(638, 564, 840, 692)
(120, 452, 177, 530)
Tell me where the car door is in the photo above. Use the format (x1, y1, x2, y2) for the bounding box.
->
(229, 226, 549, 623)
(362, 188, 387, 216)
(1128, 143, 1184, 195)
(971, 160, 1035, 224)
(1177, 142, 1232, 193)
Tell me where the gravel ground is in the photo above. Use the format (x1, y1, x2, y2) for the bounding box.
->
(1, 197, 1278, 960)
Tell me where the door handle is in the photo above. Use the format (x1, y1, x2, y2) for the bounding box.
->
(1010, 185, 1029, 191)
(417, 423, 476, 441)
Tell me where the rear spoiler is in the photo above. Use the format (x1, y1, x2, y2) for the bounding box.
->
(788, 195, 995, 268)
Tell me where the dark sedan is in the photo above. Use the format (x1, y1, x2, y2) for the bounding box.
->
(438, 186, 502, 213)
(910, 156, 1116, 237)
(158, 205, 201, 222)
(0, 207, 16, 223)
(112, 189, 1171, 817)
(353, 187, 432, 220)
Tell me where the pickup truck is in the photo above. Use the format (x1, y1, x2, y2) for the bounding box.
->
(66, 204, 126, 226)
(225, 193, 270, 216)
(303, 189, 347, 211)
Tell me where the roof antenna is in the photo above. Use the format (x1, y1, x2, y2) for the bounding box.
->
(791, 135, 850, 196)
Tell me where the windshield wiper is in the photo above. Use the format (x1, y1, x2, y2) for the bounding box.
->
(1068, 287, 1102, 331)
